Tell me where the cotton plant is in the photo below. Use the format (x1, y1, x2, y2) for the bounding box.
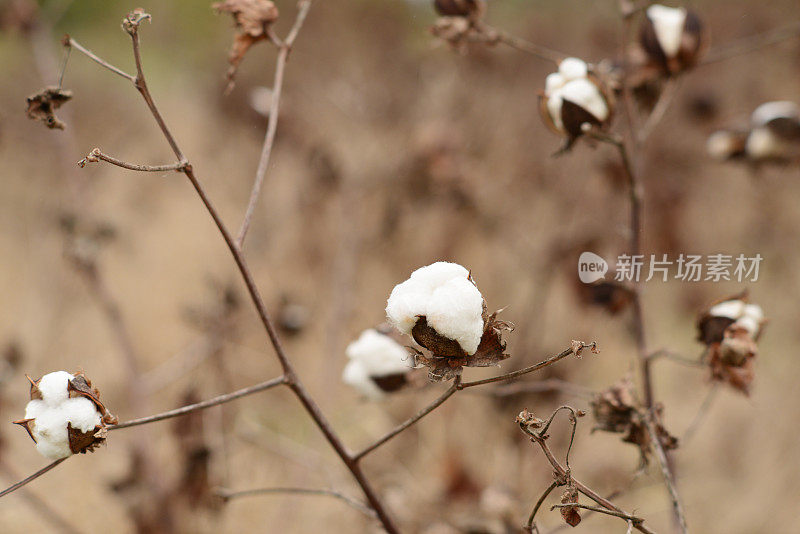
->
(14, 371, 117, 460)
(539, 57, 614, 150)
(342, 328, 416, 400)
(707, 101, 800, 164)
(386, 261, 511, 381)
(696, 294, 766, 395)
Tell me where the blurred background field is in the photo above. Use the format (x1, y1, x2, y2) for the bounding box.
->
(0, 0, 799, 532)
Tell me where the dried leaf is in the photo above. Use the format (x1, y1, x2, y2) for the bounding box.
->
(708, 325, 758, 395)
(67, 422, 106, 454)
(560, 487, 581, 527)
(213, 0, 279, 92)
(26, 87, 72, 130)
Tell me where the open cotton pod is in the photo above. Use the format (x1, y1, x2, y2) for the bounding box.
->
(639, 4, 705, 75)
(386, 262, 512, 381)
(539, 57, 614, 149)
(744, 101, 800, 163)
(342, 328, 416, 400)
(14, 371, 117, 460)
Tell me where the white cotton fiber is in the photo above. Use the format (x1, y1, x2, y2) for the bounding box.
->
(37, 371, 73, 406)
(62, 397, 102, 433)
(647, 5, 687, 58)
(751, 101, 799, 127)
(709, 300, 746, 320)
(706, 131, 737, 160)
(559, 79, 609, 122)
(342, 360, 384, 400)
(24, 399, 47, 420)
(30, 406, 71, 460)
(425, 278, 484, 355)
(386, 262, 485, 355)
(545, 73, 565, 95)
(346, 329, 413, 376)
(558, 57, 588, 82)
(745, 127, 784, 160)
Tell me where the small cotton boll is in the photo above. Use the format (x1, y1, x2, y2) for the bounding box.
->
(342, 360, 384, 400)
(751, 101, 799, 127)
(24, 399, 47, 420)
(61, 397, 102, 433)
(346, 329, 413, 376)
(706, 131, 739, 160)
(647, 5, 687, 58)
(559, 78, 609, 122)
(426, 277, 484, 355)
(545, 73, 565, 95)
(709, 300, 746, 320)
(37, 371, 73, 406)
(745, 127, 786, 160)
(558, 57, 588, 82)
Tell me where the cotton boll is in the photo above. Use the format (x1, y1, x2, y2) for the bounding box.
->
(37, 371, 73, 406)
(709, 300, 746, 319)
(346, 329, 413, 376)
(559, 78, 609, 122)
(647, 5, 687, 58)
(35, 437, 73, 460)
(751, 101, 799, 127)
(745, 127, 785, 160)
(30, 406, 70, 459)
(342, 360, 384, 400)
(558, 57, 588, 82)
(24, 399, 47, 420)
(546, 93, 565, 133)
(426, 277, 484, 355)
(706, 131, 741, 160)
(62, 397, 102, 433)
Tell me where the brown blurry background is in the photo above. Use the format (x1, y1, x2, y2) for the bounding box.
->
(1, 0, 799, 532)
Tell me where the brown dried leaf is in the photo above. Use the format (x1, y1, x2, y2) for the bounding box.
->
(26, 87, 72, 130)
(708, 325, 758, 395)
(213, 0, 279, 92)
(560, 487, 581, 527)
(68, 423, 106, 454)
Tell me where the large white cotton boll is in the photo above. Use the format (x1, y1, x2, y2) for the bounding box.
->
(426, 277, 484, 355)
(407, 262, 470, 292)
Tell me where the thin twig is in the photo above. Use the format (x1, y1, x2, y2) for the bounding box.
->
(646, 349, 704, 368)
(0, 459, 67, 499)
(236, 0, 312, 247)
(486, 378, 596, 399)
(637, 77, 682, 145)
(65, 37, 136, 82)
(216, 486, 377, 519)
(77, 147, 187, 172)
(483, 25, 564, 63)
(524, 481, 558, 532)
(682, 384, 719, 444)
(352, 376, 461, 461)
(701, 21, 800, 65)
(109, 375, 287, 430)
(550, 503, 644, 524)
(643, 412, 688, 534)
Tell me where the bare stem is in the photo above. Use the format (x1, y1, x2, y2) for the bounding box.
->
(524, 481, 558, 532)
(109, 375, 287, 430)
(216, 486, 377, 519)
(236, 0, 312, 247)
(637, 77, 682, 145)
(550, 503, 644, 524)
(65, 37, 136, 82)
(0, 459, 67, 499)
(77, 147, 187, 172)
(485, 25, 564, 63)
(486, 378, 596, 399)
(682, 384, 719, 444)
(643, 413, 688, 534)
(352, 377, 461, 461)
(701, 21, 800, 65)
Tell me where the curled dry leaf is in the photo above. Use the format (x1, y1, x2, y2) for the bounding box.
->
(213, 0, 280, 92)
(26, 87, 72, 130)
(708, 325, 758, 395)
(121, 8, 151, 34)
(559, 487, 581, 527)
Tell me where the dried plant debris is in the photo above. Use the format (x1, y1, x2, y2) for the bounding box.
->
(697, 293, 765, 394)
(213, 0, 279, 92)
(15, 371, 117, 459)
(26, 87, 72, 130)
(559, 487, 581, 527)
(591, 376, 678, 465)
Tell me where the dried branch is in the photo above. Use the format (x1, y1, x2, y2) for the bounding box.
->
(682, 384, 719, 444)
(642, 412, 688, 534)
(236, 0, 312, 247)
(216, 486, 377, 519)
(0, 459, 67, 499)
(64, 37, 136, 82)
(550, 503, 644, 524)
(701, 21, 800, 65)
(637, 77, 682, 145)
(479, 24, 564, 63)
(524, 480, 558, 533)
(486, 378, 596, 399)
(77, 147, 187, 172)
(109, 375, 287, 430)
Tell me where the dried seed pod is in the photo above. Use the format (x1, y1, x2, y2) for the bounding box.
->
(696, 293, 765, 345)
(560, 487, 581, 527)
(540, 58, 614, 146)
(639, 4, 706, 75)
(26, 87, 72, 130)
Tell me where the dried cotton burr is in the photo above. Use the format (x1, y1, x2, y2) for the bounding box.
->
(14, 371, 117, 460)
(696, 294, 766, 395)
(386, 262, 511, 381)
(342, 329, 415, 400)
(639, 4, 705, 75)
(539, 58, 614, 148)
